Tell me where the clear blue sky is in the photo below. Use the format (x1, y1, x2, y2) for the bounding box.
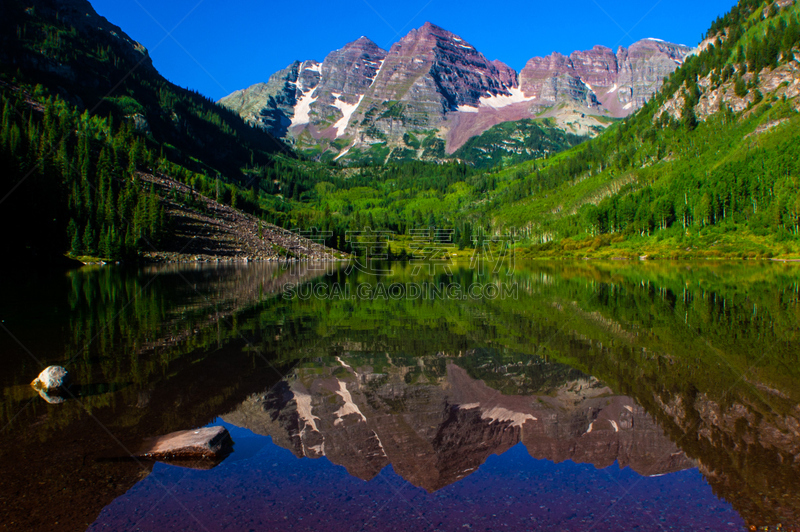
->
(90, 0, 739, 101)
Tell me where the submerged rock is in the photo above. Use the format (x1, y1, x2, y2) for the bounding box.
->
(31, 366, 71, 394)
(137, 426, 233, 460)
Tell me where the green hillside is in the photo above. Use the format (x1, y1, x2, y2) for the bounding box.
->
(457, 0, 800, 258)
(0, 0, 289, 176)
(0, 0, 302, 262)
(451, 119, 588, 169)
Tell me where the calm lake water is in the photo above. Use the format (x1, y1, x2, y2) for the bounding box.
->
(1, 261, 799, 531)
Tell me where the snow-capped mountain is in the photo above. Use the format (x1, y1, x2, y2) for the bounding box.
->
(219, 23, 693, 163)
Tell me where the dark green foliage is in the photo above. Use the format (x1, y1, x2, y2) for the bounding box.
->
(706, 0, 773, 39)
(452, 119, 588, 169)
(578, 117, 800, 238)
(0, 90, 166, 260)
(734, 76, 749, 97)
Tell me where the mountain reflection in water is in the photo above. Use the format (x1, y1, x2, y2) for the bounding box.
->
(1, 261, 799, 531)
(223, 357, 694, 493)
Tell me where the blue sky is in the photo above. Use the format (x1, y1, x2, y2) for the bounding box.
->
(91, 0, 739, 101)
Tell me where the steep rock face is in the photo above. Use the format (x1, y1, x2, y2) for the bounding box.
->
(219, 38, 386, 141)
(218, 60, 320, 138)
(615, 39, 693, 108)
(365, 22, 516, 110)
(492, 60, 519, 88)
(223, 360, 694, 492)
(298, 37, 387, 139)
(221, 26, 692, 161)
(519, 55, 598, 109)
(659, 56, 800, 124)
(349, 22, 519, 144)
(520, 39, 693, 115)
(644, 388, 800, 528)
(570, 45, 619, 87)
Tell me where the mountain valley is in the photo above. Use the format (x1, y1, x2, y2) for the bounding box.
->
(1, 0, 800, 263)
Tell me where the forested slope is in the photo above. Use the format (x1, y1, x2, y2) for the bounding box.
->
(464, 0, 800, 258)
(0, 0, 325, 262)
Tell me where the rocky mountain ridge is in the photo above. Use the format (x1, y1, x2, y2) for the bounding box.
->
(220, 23, 693, 163)
(2, 0, 153, 68)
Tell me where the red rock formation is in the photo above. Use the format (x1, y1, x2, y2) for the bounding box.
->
(221, 26, 693, 160)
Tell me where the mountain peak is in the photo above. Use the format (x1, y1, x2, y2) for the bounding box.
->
(23, 0, 152, 67)
(221, 22, 691, 163)
(629, 38, 692, 54)
(408, 21, 458, 41)
(346, 36, 383, 51)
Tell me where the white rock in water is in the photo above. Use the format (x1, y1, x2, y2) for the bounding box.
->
(31, 366, 70, 392)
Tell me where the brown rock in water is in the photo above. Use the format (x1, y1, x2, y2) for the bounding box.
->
(137, 426, 233, 460)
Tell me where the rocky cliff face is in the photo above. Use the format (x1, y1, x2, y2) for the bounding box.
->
(519, 39, 693, 115)
(219, 37, 386, 142)
(220, 24, 692, 163)
(218, 60, 320, 138)
(351, 23, 519, 137)
(643, 387, 800, 528)
(310, 37, 387, 131)
(223, 359, 693, 492)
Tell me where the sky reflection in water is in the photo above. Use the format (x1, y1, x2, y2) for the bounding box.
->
(92, 421, 743, 532)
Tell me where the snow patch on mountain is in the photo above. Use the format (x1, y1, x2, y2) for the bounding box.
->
(332, 95, 364, 137)
(291, 91, 317, 127)
(372, 431, 387, 457)
(647, 37, 689, 48)
(478, 87, 536, 110)
(335, 145, 353, 161)
(368, 59, 386, 88)
(307, 443, 325, 455)
(457, 403, 535, 428)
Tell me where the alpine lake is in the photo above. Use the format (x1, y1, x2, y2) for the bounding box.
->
(2, 259, 799, 531)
